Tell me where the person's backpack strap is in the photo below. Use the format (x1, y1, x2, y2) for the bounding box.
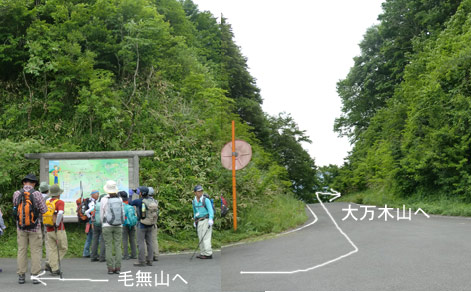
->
(14, 190, 23, 206)
(203, 196, 210, 212)
(200, 195, 214, 220)
(201, 194, 210, 213)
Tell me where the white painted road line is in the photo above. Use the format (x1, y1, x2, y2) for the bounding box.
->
(279, 204, 318, 236)
(240, 192, 358, 275)
(222, 203, 319, 249)
(32, 271, 109, 286)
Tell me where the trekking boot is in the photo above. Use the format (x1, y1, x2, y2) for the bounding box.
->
(199, 255, 212, 259)
(44, 263, 52, 273)
(32, 274, 40, 284)
(114, 267, 121, 274)
(133, 262, 146, 267)
(146, 261, 153, 266)
(50, 270, 61, 276)
(91, 258, 99, 262)
(107, 267, 114, 275)
(153, 256, 159, 262)
(18, 274, 26, 284)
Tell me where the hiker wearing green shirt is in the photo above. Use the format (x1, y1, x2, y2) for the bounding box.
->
(192, 185, 214, 259)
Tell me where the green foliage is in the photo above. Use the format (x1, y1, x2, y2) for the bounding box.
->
(335, 0, 461, 142)
(318, 164, 340, 189)
(264, 113, 319, 202)
(0, 0, 316, 252)
(240, 193, 307, 234)
(397, 0, 471, 199)
(335, 0, 471, 205)
(0, 139, 46, 222)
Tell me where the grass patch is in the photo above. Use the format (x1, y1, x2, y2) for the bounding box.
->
(0, 193, 308, 257)
(160, 193, 308, 252)
(338, 188, 471, 217)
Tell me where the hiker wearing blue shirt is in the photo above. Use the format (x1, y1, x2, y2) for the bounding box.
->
(192, 185, 213, 259)
(130, 186, 154, 267)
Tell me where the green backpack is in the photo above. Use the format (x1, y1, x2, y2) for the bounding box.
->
(140, 198, 158, 226)
(92, 202, 102, 227)
(123, 203, 138, 227)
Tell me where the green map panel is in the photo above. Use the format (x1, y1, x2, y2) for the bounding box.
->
(48, 159, 129, 217)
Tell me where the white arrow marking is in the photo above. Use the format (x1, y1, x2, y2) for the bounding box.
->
(240, 191, 358, 274)
(31, 271, 109, 286)
(327, 189, 342, 202)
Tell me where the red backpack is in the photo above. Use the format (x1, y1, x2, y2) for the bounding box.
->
(220, 195, 229, 217)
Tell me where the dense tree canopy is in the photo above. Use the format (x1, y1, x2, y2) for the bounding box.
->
(0, 0, 321, 235)
(334, 0, 471, 202)
(335, 0, 461, 142)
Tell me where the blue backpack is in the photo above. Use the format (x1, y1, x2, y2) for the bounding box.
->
(123, 203, 138, 227)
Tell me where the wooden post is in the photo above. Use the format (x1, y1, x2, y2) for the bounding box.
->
(232, 120, 237, 230)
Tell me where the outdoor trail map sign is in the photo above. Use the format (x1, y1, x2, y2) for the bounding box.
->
(48, 159, 129, 218)
(24, 151, 154, 222)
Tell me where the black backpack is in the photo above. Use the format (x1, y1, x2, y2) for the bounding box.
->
(76, 197, 90, 223)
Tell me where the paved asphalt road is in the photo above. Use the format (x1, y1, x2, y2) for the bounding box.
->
(222, 202, 471, 291)
(2, 201, 471, 291)
(0, 251, 221, 292)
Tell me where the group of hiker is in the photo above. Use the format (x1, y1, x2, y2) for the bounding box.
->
(8, 173, 215, 285)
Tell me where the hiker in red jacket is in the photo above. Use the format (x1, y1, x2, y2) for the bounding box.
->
(44, 184, 68, 277)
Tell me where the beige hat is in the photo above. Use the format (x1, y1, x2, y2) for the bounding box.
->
(49, 184, 64, 197)
(103, 180, 119, 194)
(39, 182, 49, 193)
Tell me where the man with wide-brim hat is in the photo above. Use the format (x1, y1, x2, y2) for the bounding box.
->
(13, 174, 47, 284)
(44, 184, 67, 277)
(22, 173, 39, 184)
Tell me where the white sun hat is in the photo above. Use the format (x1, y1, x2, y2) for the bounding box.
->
(103, 180, 119, 194)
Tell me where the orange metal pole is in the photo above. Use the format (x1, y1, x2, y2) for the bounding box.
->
(232, 120, 237, 230)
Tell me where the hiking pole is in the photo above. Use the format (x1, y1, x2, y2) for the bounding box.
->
(190, 225, 211, 261)
(54, 225, 63, 279)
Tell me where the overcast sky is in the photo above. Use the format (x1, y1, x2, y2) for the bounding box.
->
(193, 0, 385, 166)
